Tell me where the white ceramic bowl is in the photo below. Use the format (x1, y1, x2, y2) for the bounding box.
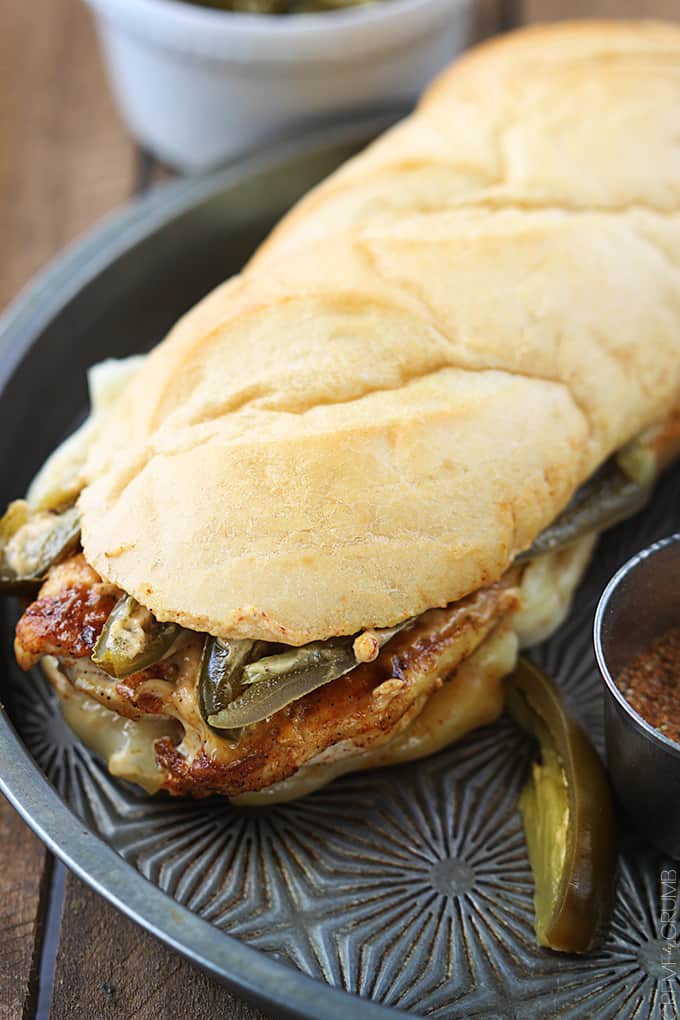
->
(84, 0, 473, 172)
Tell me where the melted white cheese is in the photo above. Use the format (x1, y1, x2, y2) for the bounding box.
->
(514, 533, 597, 648)
(43, 658, 177, 793)
(28, 357, 143, 509)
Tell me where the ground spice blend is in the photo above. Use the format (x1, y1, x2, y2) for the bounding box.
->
(616, 627, 680, 745)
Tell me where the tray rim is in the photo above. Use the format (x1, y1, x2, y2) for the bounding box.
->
(0, 114, 416, 1020)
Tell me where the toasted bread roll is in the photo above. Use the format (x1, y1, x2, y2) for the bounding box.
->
(79, 20, 680, 645)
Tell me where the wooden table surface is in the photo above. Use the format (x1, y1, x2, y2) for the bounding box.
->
(0, 0, 676, 1017)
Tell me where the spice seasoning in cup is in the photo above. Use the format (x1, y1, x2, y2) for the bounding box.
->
(616, 628, 680, 746)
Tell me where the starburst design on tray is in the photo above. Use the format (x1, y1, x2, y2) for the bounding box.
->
(503, 836, 680, 1020)
(599, 842, 680, 1020)
(224, 727, 534, 1006)
(11, 671, 75, 785)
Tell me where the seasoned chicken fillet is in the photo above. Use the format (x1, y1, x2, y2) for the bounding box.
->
(15, 554, 520, 797)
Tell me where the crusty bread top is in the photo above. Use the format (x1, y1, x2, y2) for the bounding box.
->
(79, 21, 680, 644)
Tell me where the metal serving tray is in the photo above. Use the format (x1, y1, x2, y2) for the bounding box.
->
(0, 117, 678, 1020)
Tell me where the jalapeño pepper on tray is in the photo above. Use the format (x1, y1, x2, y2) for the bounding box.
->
(506, 657, 617, 953)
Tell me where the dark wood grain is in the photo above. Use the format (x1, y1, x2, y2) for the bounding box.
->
(0, 796, 52, 1020)
(49, 874, 268, 1020)
(518, 0, 680, 24)
(0, 2, 131, 1018)
(0, 1, 140, 1017)
(0, 0, 134, 310)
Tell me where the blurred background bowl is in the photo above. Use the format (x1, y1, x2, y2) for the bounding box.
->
(83, 0, 474, 172)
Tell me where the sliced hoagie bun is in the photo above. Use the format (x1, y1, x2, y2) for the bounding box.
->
(79, 20, 680, 645)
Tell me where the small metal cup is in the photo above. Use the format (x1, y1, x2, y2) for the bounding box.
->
(594, 533, 680, 859)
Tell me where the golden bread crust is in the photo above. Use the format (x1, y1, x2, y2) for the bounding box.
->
(79, 21, 680, 643)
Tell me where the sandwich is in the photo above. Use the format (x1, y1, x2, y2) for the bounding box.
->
(5, 20, 680, 804)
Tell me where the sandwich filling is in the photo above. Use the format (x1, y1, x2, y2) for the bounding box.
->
(15, 553, 521, 798)
(25, 538, 589, 802)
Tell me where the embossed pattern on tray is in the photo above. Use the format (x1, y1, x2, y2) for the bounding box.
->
(6, 467, 680, 1019)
